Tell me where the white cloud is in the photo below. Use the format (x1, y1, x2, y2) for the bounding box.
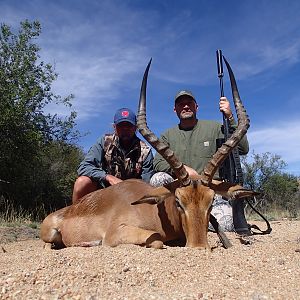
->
(248, 120, 300, 167)
(46, 48, 146, 119)
(0, 0, 154, 120)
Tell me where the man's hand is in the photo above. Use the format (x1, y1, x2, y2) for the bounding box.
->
(105, 174, 123, 186)
(184, 165, 199, 177)
(219, 97, 233, 119)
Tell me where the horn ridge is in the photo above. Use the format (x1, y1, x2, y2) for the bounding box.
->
(201, 56, 250, 185)
(137, 59, 191, 186)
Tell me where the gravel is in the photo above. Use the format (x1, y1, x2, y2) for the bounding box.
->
(1, 220, 299, 299)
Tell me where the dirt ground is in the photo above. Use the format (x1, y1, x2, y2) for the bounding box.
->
(0, 220, 299, 299)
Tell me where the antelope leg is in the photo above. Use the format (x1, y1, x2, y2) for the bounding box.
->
(103, 224, 164, 249)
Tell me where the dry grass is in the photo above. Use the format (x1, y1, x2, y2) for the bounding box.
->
(0, 197, 41, 228)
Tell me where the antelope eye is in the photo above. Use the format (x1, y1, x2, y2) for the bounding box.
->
(175, 198, 184, 210)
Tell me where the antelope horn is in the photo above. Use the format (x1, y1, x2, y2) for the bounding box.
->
(201, 56, 250, 185)
(137, 59, 191, 186)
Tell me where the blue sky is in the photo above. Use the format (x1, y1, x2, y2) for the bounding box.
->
(1, 0, 300, 176)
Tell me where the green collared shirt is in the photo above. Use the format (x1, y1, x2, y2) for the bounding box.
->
(153, 119, 249, 178)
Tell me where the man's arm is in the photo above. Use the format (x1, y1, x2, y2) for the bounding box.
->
(220, 96, 249, 155)
(141, 150, 154, 183)
(227, 116, 249, 155)
(237, 134, 249, 155)
(153, 134, 173, 174)
(77, 136, 108, 183)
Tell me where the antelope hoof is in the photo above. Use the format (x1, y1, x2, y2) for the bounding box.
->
(146, 233, 163, 249)
(43, 242, 53, 250)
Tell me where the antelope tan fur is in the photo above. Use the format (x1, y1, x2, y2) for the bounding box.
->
(40, 57, 256, 249)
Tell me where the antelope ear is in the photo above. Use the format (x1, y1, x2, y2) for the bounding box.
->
(230, 189, 260, 200)
(210, 181, 259, 200)
(131, 195, 168, 205)
(131, 186, 172, 205)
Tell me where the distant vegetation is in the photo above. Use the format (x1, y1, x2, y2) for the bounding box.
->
(242, 152, 300, 220)
(0, 20, 83, 222)
(0, 21, 299, 224)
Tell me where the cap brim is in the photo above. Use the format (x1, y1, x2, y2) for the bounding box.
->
(114, 119, 136, 126)
(175, 95, 196, 103)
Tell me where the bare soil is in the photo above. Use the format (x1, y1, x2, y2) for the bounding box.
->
(0, 220, 300, 299)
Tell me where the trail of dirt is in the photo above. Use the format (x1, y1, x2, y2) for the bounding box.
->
(0, 220, 299, 299)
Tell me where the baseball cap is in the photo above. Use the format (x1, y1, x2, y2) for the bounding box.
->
(113, 108, 137, 125)
(174, 90, 196, 103)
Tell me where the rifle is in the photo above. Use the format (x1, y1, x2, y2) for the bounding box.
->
(215, 50, 272, 235)
(216, 50, 244, 185)
(216, 50, 250, 235)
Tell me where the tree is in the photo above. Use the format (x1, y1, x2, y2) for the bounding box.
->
(242, 152, 287, 192)
(241, 152, 300, 218)
(263, 173, 299, 217)
(0, 20, 82, 216)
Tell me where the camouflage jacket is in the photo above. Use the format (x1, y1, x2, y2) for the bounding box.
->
(77, 133, 154, 186)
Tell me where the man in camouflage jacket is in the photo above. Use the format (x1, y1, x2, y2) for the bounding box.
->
(72, 108, 154, 203)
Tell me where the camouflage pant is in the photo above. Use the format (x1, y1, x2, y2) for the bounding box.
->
(150, 172, 234, 232)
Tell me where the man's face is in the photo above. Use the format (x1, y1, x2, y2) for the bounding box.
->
(174, 96, 198, 120)
(114, 121, 136, 142)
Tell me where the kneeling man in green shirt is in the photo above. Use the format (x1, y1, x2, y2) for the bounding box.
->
(150, 90, 249, 235)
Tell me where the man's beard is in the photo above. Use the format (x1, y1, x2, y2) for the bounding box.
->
(118, 132, 135, 143)
(119, 134, 133, 141)
(180, 111, 194, 119)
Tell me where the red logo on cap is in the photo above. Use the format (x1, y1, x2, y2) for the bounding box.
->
(121, 110, 129, 117)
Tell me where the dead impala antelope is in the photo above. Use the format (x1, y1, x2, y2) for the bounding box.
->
(40, 58, 256, 249)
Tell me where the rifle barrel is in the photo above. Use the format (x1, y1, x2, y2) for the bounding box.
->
(216, 50, 224, 97)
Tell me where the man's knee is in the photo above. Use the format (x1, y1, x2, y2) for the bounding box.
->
(72, 176, 98, 203)
(74, 176, 93, 187)
(209, 194, 234, 232)
(150, 172, 174, 187)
